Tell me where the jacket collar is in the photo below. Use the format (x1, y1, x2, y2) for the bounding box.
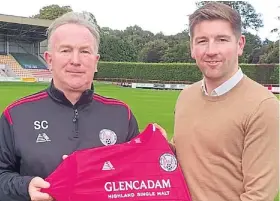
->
(47, 80, 94, 108)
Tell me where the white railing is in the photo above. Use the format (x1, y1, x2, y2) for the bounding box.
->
(0, 77, 279, 94)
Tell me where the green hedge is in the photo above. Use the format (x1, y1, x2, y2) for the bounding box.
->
(96, 62, 279, 84)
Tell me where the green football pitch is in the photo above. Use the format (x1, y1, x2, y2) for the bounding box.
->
(0, 81, 180, 139)
(0, 81, 279, 201)
(0, 81, 279, 139)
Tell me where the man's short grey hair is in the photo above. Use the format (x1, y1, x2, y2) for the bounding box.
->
(46, 11, 100, 53)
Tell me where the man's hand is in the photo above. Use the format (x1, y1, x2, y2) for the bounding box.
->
(153, 123, 176, 154)
(28, 155, 69, 201)
(28, 177, 53, 201)
(153, 123, 168, 139)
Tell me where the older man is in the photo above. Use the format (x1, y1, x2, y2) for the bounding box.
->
(0, 12, 139, 201)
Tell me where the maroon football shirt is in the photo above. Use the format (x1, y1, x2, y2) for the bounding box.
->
(42, 124, 192, 201)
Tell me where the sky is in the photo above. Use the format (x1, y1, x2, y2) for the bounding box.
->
(0, 0, 279, 41)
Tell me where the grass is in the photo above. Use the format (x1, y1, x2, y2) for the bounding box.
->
(0, 81, 279, 201)
(1, 82, 278, 136)
(0, 81, 180, 138)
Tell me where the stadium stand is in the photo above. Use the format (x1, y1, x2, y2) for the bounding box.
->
(0, 64, 7, 77)
(0, 54, 31, 77)
(0, 14, 52, 79)
(0, 62, 16, 77)
(11, 53, 52, 78)
(12, 53, 46, 69)
(0, 70, 6, 77)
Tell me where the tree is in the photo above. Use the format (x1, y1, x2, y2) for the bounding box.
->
(123, 25, 155, 56)
(32, 4, 73, 20)
(162, 30, 192, 63)
(99, 34, 137, 62)
(195, 1, 264, 31)
(31, 3, 274, 64)
(259, 41, 279, 64)
(270, 6, 280, 39)
(239, 32, 262, 63)
(162, 42, 193, 63)
(138, 39, 169, 63)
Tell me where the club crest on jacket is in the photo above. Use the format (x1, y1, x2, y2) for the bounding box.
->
(99, 129, 117, 146)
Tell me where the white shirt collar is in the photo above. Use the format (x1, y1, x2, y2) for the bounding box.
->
(201, 68, 244, 96)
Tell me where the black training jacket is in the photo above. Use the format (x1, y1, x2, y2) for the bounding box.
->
(0, 82, 139, 201)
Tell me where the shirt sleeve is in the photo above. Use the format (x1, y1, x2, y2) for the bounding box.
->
(0, 113, 34, 201)
(240, 97, 279, 201)
(126, 110, 140, 141)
